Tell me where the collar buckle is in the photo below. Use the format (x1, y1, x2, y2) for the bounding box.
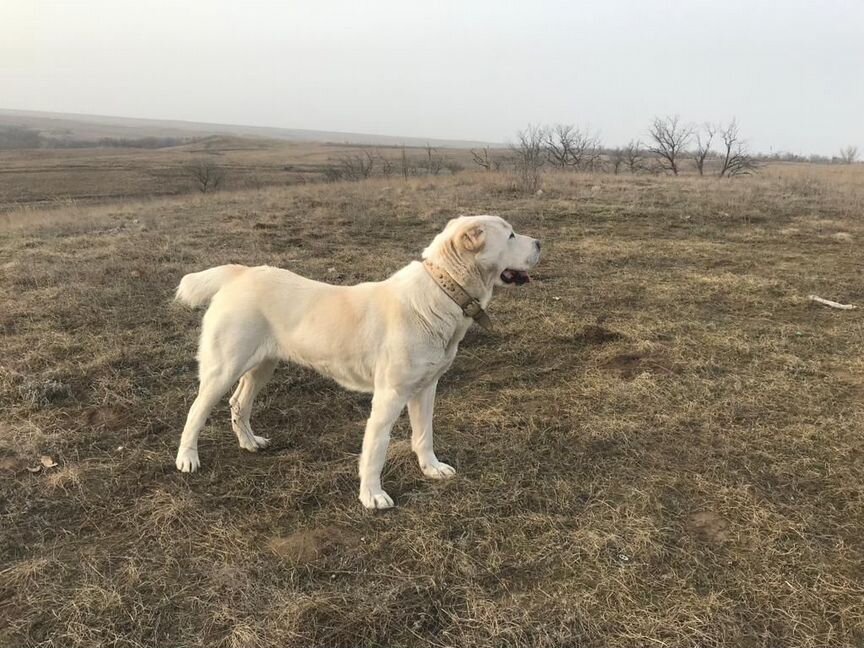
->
(422, 260, 494, 333)
(463, 299, 483, 319)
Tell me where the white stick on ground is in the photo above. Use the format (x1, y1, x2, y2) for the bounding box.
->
(808, 295, 857, 310)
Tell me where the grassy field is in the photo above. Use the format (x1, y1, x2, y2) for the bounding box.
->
(0, 136, 477, 210)
(1, 164, 863, 647)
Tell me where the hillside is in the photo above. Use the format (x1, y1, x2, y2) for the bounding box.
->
(0, 108, 498, 149)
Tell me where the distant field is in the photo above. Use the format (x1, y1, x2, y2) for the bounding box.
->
(0, 136, 483, 209)
(0, 108, 496, 148)
(1, 163, 863, 647)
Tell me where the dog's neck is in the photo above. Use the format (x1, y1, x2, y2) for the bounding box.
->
(422, 259, 493, 332)
(409, 244, 498, 344)
(426, 240, 496, 307)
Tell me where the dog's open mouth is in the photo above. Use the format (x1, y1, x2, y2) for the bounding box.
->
(500, 269, 530, 285)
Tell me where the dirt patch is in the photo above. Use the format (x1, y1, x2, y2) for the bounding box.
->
(84, 406, 127, 430)
(0, 456, 23, 473)
(603, 352, 676, 380)
(576, 325, 624, 346)
(688, 511, 730, 543)
(267, 526, 361, 564)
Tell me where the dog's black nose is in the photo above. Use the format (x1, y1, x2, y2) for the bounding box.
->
(535, 239, 542, 251)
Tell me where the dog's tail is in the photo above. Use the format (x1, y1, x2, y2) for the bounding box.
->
(175, 264, 246, 308)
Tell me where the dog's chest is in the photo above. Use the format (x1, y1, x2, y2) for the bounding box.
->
(426, 323, 471, 379)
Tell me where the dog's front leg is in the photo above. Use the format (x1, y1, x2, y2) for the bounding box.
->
(358, 387, 405, 510)
(408, 381, 456, 479)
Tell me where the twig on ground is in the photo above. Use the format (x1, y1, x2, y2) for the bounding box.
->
(808, 295, 857, 310)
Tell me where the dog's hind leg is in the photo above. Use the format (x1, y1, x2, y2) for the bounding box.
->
(176, 370, 240, 473)
(229, 359, 277, 452)
(176, 318, 266, 472)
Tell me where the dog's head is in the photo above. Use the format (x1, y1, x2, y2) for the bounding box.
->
(423, 215, 541, 286)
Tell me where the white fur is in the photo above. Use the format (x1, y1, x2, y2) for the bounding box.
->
(174, 215, 540, 509)
(175, 264, 247, 308)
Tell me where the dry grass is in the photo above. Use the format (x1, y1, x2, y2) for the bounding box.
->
(1, 165, 864, 647)
(0, 137, 474, 211)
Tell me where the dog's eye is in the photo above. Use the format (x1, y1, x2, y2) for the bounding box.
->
(509, 232, 516, 240)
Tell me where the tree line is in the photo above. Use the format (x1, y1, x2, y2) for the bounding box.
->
(0, 125, 195, 150)
(323, 144, 464, 182)
(487, 116, 860, 192)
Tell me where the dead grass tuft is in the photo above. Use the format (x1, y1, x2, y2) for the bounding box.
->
(43, 464, 82, 491)
(18, 377, 73, 407)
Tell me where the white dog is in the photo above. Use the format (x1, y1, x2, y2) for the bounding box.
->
(174, 215, 540, 509)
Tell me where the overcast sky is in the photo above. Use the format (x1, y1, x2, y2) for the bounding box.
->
(2, 0, 862, 155)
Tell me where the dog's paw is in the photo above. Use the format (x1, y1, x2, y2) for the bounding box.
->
(175, 447, 200, 473)
(240, 434, 270, 452)
(252, 435, 271, 449)
(359, 487, 394, 510)
(422, 460, 456, 479)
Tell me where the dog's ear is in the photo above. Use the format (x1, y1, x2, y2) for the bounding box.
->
(458, 225, 486, 252)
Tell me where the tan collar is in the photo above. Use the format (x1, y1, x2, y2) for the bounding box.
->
(422, 259, 493, 332)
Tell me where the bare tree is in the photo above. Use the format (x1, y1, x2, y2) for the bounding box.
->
(187, 159, 225, 193)
(323, 166, 344, 182)
(624, 140, 644, 174)
(424, 144, 444, 175)
(718, 119, 758, 177)
(544, 124, 577, 168)
(647, 115, 692, 175)
(337, 151, 375, 180)
(471, 146, 506, 171)
(585, 150, 606, 173)
(839, 145, 859, 164)
(609, 148, 626, 175)
(376, 150, 394, 177)
(471, 147, 493, 170)
(400, 145, 410, 180)
(512, 124, 546, 193)
(363, 150, 377, 177)
(544, 124, 601, 170)
(692, 123, 716, 176)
